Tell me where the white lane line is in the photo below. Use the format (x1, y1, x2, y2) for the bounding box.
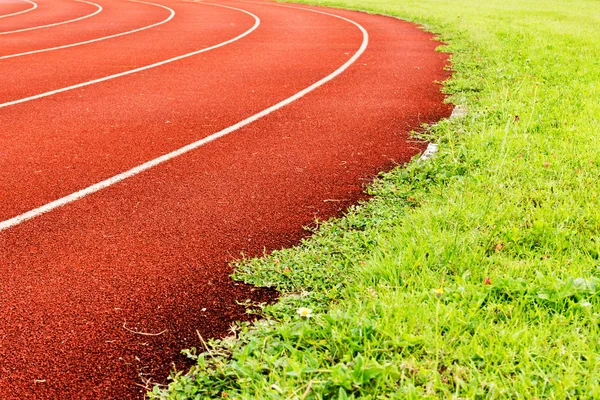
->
(0, 0, 175, 60)
(0, 0, 37, 19)
(0, 2, 257, 109)
(0, 3, 369, 232)
(0, 0, 102, 35)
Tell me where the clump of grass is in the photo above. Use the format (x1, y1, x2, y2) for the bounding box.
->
(151, 0, 600, 398)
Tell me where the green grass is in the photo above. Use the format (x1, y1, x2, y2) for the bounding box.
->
(151, 0, 600, 398)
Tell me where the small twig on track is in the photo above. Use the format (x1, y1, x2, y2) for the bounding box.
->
(134, 382, 152, 391)
(196, 330, 211, 354)
(122, 321, 167, 336)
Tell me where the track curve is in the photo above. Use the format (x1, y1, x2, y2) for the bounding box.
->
(0, 0, 37, 19)
(0, 0, 102, 35)
(0, 1, 259, 105)
(0, 0, 175, 60)
(0, 2, 366, 231)
(0, 0, 452, 398)
(0, 0, 174, 57)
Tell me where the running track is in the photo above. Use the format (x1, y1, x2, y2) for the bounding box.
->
(0, 0, 451, 397)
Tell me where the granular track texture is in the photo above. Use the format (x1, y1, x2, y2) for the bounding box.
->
(0, 0, 451, 397)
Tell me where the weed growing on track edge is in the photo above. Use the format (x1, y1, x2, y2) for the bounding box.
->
(151, 0, 600, 398)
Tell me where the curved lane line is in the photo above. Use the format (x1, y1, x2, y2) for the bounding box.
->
(0, 3, 259, 109)
(0, 3, 369, 232)
(0, 0, 102, 35)
(0, 0, 38, 19)
(0, 0, 175, 60)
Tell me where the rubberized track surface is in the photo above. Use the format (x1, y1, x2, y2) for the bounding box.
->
(0, 0, 451, 397)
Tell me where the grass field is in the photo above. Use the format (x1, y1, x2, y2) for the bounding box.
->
(152, 0, 600, 398)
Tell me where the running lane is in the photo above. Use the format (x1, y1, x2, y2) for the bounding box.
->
(0, 0, 172, 57)
(0, 0, 195, 101)
(0, 0, 452, 398)
(0, 0, 99, 34)
(0, 0, 36, 18)
(0, 1, 357, 221)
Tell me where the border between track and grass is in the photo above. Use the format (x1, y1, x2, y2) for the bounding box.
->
(418, 105, 467, 161)
(0, 0, 37, 19)
(0, 0, 102, 35)
(0, 3, 369, 232)
(0, 0, 175, 60)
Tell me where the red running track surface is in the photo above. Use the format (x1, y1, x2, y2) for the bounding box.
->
(0, 0, 36, 19)
(0, 0, 100, 34)
(0, 0, 451, 397)
(0, 0, 173, 57)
